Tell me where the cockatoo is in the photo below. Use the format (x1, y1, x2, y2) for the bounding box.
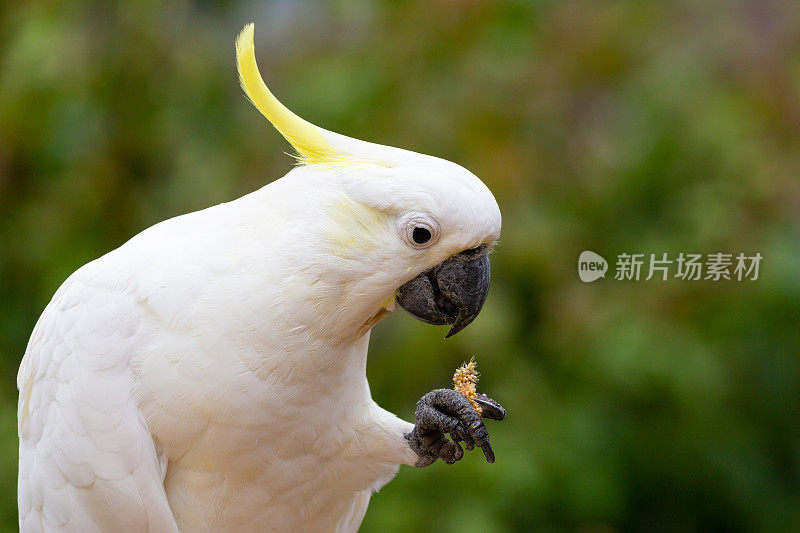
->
(17, 23, 505, 532)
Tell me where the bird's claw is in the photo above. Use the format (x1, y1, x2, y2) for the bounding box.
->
(473, 395, 506, 420)
(405, 388, 505, 467)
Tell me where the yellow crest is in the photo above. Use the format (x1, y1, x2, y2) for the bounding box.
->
(235, 23, 347, 165)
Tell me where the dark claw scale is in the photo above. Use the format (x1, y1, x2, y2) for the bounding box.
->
(405, 388, 505, 467)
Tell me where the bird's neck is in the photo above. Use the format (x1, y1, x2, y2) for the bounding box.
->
(237, 175, 401, 346)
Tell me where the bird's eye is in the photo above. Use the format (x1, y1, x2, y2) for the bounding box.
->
(397, 212, 440, 249)
(412, 227, 431, 244)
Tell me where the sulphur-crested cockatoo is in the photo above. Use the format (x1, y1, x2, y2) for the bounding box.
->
(17, 23, 505, 532)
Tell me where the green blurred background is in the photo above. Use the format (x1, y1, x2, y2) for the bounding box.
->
(2, 0, 799, 531)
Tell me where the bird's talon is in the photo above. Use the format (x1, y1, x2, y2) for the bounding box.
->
(480, 442, 495, 463)
(473, 396, 506, 420)
(407, 388, 504, 466)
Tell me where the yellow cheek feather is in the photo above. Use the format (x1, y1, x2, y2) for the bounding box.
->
(324, 196, 390, 259)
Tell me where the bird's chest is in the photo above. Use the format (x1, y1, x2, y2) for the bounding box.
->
(149, 364, 387, 529)
(163, 417, 395, 531)
(135, 325, 390, 529)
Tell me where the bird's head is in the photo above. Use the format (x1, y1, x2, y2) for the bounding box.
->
(236, 24, 500, 341)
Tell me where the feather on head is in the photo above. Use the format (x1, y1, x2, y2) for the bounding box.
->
(236, 23, 367, 166)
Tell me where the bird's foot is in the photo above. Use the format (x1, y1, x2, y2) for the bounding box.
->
(405, 389, 505, 467)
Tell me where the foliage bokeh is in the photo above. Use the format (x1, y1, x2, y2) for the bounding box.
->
(2, 0, 799, 531)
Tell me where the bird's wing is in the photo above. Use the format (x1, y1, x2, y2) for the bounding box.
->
(17, 270, 178, 532)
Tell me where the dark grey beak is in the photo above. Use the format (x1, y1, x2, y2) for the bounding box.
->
(395, 246, 490, 338)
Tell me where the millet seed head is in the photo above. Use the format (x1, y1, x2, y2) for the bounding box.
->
(453, 357, 482, 415)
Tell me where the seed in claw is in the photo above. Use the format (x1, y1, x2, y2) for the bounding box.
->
(453, 357, 482, 416)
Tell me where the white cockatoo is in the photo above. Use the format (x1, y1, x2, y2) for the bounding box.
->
(17, 24, 505, 532)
